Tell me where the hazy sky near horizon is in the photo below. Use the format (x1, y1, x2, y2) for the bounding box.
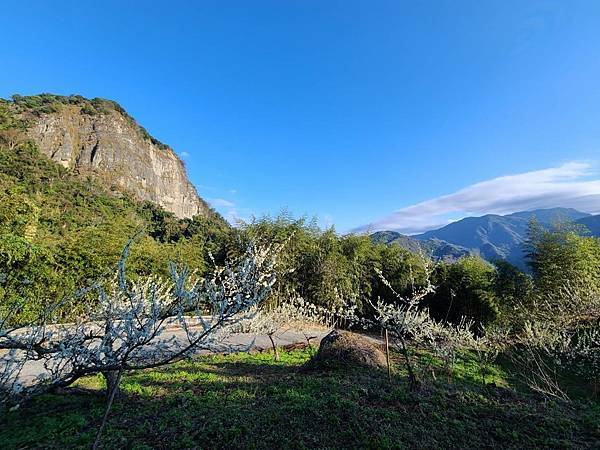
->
(2, 1, 600, 232)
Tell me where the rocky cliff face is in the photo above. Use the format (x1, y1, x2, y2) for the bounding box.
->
(17, 98, 209, 218)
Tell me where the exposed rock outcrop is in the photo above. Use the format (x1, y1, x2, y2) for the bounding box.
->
(14, 96, 210, 218)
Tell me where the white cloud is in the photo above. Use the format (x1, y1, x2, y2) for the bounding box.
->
(180, 151, 190, 159)
(224, 208, 250, 225)
(209, 198, 235, 208)
(356, 161, 600, 235)
(209, 198, 253, 225)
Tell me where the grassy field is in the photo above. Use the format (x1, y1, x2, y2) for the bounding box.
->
(1, 347, 599, 449)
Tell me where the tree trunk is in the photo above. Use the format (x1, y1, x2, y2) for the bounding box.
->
(102, 370, 121, 399)
(398, 335, 420, 389)
(93, 369, 123, 450)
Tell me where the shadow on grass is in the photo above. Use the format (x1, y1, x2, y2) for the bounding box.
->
(2, 350, 600, 449)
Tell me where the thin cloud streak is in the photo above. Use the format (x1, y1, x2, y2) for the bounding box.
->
(209, 198, 235, 208)
(356, 162, 600, 235)
(208, 198, 253, 225)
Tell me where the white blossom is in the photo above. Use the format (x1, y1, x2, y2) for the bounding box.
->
(0, 238, 280, 406)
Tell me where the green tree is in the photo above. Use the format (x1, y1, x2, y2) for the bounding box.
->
(426, 256, 499, 329)
(526, 221, 600, 296)
(493, 260, 533, 324)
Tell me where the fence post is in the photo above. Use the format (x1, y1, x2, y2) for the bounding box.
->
(384, 328, 391, 381)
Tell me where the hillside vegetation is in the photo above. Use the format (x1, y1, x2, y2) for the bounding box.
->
(3, 95, 599, 332)
(0, 141, 229, 322)
(2, 129, 600, 333)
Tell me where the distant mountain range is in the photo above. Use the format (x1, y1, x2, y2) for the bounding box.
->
(370, 208, 599, 269)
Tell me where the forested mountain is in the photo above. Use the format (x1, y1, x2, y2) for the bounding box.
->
(370, 231, 472, 262)
(372, 208, 599, 268)
(577, 214, 600, 236)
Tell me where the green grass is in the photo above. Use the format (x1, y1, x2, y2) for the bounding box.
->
(1, 348, 599, 449)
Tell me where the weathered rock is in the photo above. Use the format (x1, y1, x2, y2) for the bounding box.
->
(303, 330, 387, 372)
(21, 102, 210, 219)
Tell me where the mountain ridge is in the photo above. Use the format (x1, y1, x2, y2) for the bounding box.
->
(371, 208, 599, 268)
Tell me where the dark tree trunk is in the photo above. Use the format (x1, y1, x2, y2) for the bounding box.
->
(102, 370, 121, 399)
(94, 369, 123, 450)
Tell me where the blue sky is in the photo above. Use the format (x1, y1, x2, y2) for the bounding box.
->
(2, 1, 600, 233)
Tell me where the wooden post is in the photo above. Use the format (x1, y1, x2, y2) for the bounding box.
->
(384, 328, 391, 381)
(268, 334, 280, 361)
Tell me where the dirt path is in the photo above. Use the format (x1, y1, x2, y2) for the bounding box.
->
(6, 327, 331, 385)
